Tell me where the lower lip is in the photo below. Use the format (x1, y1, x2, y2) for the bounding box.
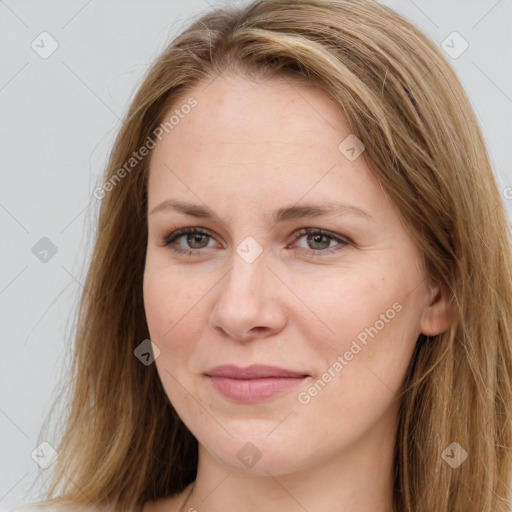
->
(207, 376, 309, 402)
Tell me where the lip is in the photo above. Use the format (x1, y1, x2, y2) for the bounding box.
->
(204, 364, 310, 402)
(205, 364, 309, 379)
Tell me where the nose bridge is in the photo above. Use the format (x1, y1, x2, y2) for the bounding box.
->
(222, 243, 268, 306)
(210, 239, 286, 339)
(220, 228, 269, 295)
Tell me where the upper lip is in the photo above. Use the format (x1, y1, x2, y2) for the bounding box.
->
(204, 364, 309, 379)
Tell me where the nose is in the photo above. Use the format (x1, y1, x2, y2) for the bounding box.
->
(209, 247, 288, 343)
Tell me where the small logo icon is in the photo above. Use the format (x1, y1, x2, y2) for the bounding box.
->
(32, 237, 58, 263)
(31, 31, 59, 59)
(338, 134, 365, 161)
(31, 441, 59, 469)
(134, 339, 161, 365)
(236, 236, 263, 264)
(236, 442, 263, 468)
(441, 31, 469, 59)
(441, 441, 468, 468)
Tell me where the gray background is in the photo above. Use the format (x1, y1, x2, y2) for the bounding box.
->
(1, 0, 511, 508)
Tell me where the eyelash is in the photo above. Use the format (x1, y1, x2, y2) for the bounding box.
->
(162, 227, 351, 257)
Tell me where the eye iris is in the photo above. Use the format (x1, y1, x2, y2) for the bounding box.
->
(187, 233, 209, 248)
(308, 233, 330, 250)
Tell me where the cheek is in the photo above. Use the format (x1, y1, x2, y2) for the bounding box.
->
(143, 265, 207, 354)
(143, 266, 206, 408)
(295, 303, 420, 452)
(302, 264, 423, 397)
(296, 266, 410, 356)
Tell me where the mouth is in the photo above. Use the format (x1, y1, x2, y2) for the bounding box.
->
(204, 364, 310, 403)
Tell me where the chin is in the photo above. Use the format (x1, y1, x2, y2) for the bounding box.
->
(198, 431, 315, 477)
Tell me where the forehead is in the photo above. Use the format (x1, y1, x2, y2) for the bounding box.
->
(151, 71, 350, 159)
(146, 72, 383, 222)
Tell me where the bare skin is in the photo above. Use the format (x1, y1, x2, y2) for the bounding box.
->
(142, 71, 454, 512)
(142, 482, 194, 512)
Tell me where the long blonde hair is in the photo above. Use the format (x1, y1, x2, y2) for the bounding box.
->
(33, 1, 512, 510)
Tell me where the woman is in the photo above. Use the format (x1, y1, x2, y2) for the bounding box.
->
(13, 0, 512, 511)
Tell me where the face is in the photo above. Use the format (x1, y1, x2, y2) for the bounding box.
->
(143, 71, 449, 477)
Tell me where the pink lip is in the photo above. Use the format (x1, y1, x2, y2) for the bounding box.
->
(204, 364, 310, 402)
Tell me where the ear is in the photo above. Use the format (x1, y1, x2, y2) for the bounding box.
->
(420, 280, 456, 336)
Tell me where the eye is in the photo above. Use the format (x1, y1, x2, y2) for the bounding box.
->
(162, 227, 218, 256)
(289, 228, 350, 257)
(161, 226, 351, 257)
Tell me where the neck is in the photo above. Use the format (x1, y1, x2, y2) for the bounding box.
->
(185, 407, 398, 512)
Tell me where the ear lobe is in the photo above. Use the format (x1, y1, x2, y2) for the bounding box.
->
(420, 281, 456, 336)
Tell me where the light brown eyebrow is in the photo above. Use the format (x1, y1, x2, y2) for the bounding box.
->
(148, 199, 373, 223)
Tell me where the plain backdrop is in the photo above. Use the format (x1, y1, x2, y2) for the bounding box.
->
(1, 0, 511, 508)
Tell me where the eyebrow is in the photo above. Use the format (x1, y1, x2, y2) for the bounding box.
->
(149, 199, 373, 224)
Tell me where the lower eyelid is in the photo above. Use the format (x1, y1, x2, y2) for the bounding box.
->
(163, 228, 350, 255)
(164, 231, 217, 249)
(293, 233, 345, 248)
